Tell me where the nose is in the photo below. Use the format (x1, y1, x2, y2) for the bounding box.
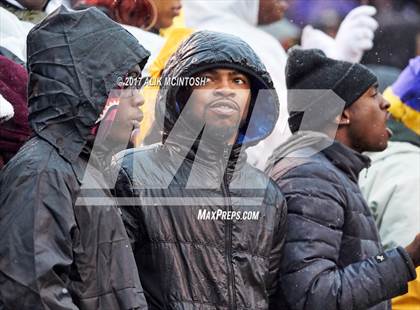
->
(213, 79, 236, 98)
(279, 0, 289, 11)
(379, 94, 390, 110)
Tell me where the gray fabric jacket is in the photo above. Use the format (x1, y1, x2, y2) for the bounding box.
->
(266, 135, 417, 310)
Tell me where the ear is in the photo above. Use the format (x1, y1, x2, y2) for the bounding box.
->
(335, 108, 351, 126)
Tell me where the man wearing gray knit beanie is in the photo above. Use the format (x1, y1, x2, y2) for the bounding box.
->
(265, 48, 420, 310)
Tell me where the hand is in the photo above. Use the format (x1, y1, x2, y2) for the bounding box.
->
(405, 233, 420, 267)
(332, 5, 378, 62)
(301, 6, 378, 63)
(301, 25, 335, 53)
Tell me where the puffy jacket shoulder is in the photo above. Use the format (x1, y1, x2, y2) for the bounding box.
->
(113, 143, 176, 189)
(270, 153, 348, 216)
(242, 162, 286, 205)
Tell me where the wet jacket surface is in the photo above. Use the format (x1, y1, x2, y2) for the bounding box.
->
(113, 31, 288, 310)
(266, 137, 417, 310)
(0, 7, 150, 310)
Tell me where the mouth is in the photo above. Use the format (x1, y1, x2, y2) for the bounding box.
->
(385, 112, 393, 138)
(171, 5, 182, 16)
(130, 119, 141, 143)
(131, 114, 143, 129)
(132, 121, 140, 129)
(386, 127, 393, 138)
(208, 100, 239, 116)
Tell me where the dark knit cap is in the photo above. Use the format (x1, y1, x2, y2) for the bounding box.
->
(286, 48, 377, 133)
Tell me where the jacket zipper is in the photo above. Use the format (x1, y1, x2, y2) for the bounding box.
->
(221, 146, 236, 309)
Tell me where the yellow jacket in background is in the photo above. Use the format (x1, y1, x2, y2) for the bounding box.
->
(136, 26, 193, 145)
(392, 267, 420, 310)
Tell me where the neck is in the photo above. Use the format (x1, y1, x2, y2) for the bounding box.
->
(332, 127, 362, 154)
(149, 27, 160, 35)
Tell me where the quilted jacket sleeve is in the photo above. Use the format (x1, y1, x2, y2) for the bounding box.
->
(0, 170, 78, 310)
(272, 162, 417, 310)
(113, 163, 141, 251)
(268, 184, 288, 309)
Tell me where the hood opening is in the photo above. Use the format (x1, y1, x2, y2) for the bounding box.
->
(162, 62, 278, 147)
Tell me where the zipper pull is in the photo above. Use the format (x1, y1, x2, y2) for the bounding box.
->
(223, 147, 230, 161)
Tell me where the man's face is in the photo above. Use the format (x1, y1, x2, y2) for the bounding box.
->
(108, 64, 144, 146)
(184, 68, 251, 144)
(258, 0, 288, 25)
(152, 0, 182, 29)
(345, 84, 392, 152)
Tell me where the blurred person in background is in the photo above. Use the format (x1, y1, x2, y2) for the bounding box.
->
(361, 0, 420, 70)
(0, 0, 48, 22)
(0, 7, 150, 309)
(73, 0, 157, 29)
(259, 19, 301, 51)
(360, 56, 420, 310)
(0, 56, 31, 170)
(285, 0, 359, 35)
(73, 0, 182, 33)
(0, 6, 33, 63)
(0, 0, 71, 21)
(148, 0, 182, 34)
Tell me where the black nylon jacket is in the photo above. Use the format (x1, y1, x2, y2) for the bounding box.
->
(266, 136, 417, 310)
(0, 7, 150, 310)
(113, 31, 288, 310)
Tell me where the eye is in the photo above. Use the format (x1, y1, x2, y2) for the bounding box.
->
(233, 76, 248, 85)
(202, 76, 212, 84)
(128, 72, 139, 79)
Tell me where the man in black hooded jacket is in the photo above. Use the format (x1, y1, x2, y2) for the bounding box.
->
(0, 7, 150, 310)
(113, 31, 287, 309)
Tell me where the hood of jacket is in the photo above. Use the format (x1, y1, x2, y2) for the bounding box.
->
(387, 117, 420, 147)
(322, 140, 371, 183)
(26, 6, 150, 163)
(366, 140, 420, 164)
(155, 30, 279, 150)
(264, 130, 333, 172)
(266, 130, 370, 183)
(183, 0, 259, 28)
(183, 0, 289, 170)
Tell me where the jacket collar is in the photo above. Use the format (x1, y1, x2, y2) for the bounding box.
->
(37, 123, 87, 184)
(165, 129, 247, 179)
(321, 141, 371, 183)
(37, 122, 86, 162)
(37, 125, 115, 185)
